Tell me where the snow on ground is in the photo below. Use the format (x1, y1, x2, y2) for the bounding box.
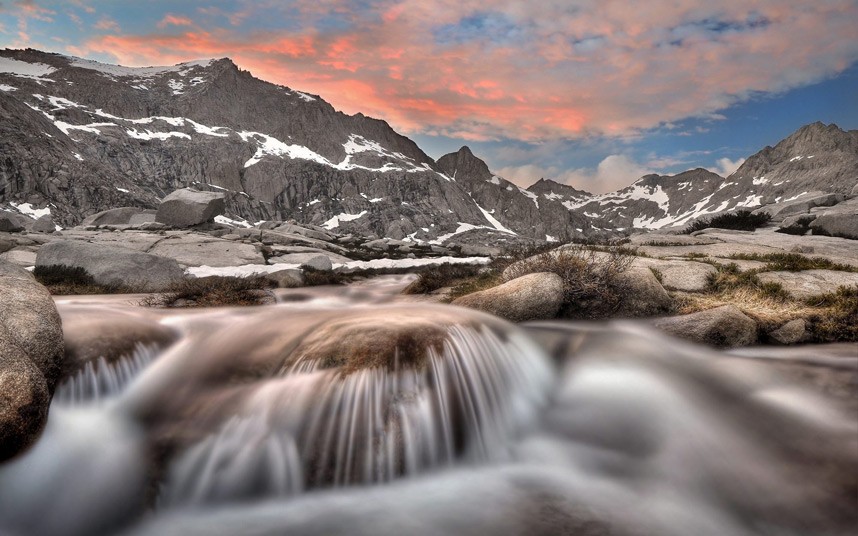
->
(322, 210, 368, 230)
(518, 188, 539, 208)
(0, 84, 17, 92)
(475, 204, 516, 234)
(0, 57, 56, 80)
(126, 128, 191, 141)
(186, 256, 490, 278)
(214, 215, 252, 228)
(68, 56, 215, 78)
(10, 201, 51, 218)
(115, 187, 130, 193)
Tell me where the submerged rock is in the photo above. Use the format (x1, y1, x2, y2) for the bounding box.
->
(768, 319, 808, 345)
(453, 272, 564, 322)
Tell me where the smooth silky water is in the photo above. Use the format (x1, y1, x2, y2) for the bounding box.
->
(0, 276, 855, 536)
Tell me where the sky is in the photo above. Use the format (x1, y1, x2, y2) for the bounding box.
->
(1, 0, 857, 193)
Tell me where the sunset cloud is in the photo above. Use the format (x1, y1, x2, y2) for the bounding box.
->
(1, 0, 856, 191)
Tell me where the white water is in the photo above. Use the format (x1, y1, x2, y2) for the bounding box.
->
(0, 280, 855, 536)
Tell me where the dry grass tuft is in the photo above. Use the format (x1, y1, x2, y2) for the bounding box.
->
(33, 264, 140, 295)
(141, 276, 275, 308)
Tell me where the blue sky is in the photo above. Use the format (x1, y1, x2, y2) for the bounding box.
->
(2, 0, 857, 192)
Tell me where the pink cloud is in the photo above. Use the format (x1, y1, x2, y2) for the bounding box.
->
(63, 0, 858, 141)
(157, 14, 195, 29)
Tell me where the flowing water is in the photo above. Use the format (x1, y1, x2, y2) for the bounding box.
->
(0, 276, 855, 536)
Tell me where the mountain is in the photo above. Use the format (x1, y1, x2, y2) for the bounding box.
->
(1, 48, 855, 240)
(0, 48, 596, 243)
(534, 122, 858, 230)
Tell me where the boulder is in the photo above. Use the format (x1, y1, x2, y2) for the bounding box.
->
(756, 270, 858, 300)
(0, 260, 64, 461)
(36, 240, 184, 292)
(30, 215, 56, 233)
(754, 193, 844, 221)
(265, 268, 305, 288)
(776, 214, 817, 235)
(613, 266, 673, 317)
(652, 305, 757, 347)
(0, 211, 25, 233)
(155, 189, 225, 228)
(452, 272, 563, 322)
(300, 255, 334, 271)
(632, 258, 716, 292)
(0, 248, 37, 267)
(148, 235, 264, 267)
(81, 207, 154, 227)
(810, 210, 858, 240)
(270, 251, 351, 265)
(768, 319, 808, 345)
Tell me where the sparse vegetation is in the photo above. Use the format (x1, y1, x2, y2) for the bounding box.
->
(680, 210, 771, 234)
(499, 245, 635, 318)
(649, 267, 664, 284)
(804, 286, 858, 342)
(726, 253, 858, 273)
(34, 264, 138, 295)
(141, 276, 275, 307)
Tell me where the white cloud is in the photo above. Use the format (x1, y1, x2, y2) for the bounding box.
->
(708, 157, 745, 177)
(497, 154, 655, 194)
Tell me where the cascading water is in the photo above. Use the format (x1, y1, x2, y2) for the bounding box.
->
(0, 279, 855, 536)
(53, 343, 161, 405)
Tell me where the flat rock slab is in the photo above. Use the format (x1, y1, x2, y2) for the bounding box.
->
(637, 242, 785, 259)
(149, 235, 264, 267)
(632, 258, 716, 292)
(0, 248, 37, 266)
(757, 270, 858, 299)
(59, 230, 165, 252)
(697, 228, 858, 262)
(629, 233, 720, 246)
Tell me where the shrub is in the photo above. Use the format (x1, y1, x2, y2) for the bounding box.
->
(141, 276, 275, 308)
(33, 264, 136, 295)
(680, 210, 771, 234)
(501, 245, 635, 318)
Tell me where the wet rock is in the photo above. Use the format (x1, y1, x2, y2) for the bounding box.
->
(453, 272, 563, 322)
(36, 240, 184, 292)
(613, 266, 673, 317)
(0, 260, 64, 461)
(768, 319, 808, 345)
(757, 270, 858, 300)
(300, 255, 334, 271)
(653, 305, 757, 347)
(155, 189, 225, 228)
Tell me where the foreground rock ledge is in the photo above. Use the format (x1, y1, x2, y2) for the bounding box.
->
(0, 260, 64, 461)
(652, 304, 758, 348)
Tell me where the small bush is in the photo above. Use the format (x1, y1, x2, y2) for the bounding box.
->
(501, 245, 635, 318)
(680, 210, 771, 234)
(141, 276, 275, 308)
(33, 264, 137, 295)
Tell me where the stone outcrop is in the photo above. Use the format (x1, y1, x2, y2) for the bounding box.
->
(452, 272, 564, 322)
(155, 189, 226, 228)
(0, 260, 64, 461)
(36, 240, 184, 292)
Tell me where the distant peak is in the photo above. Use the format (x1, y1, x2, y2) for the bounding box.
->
(457, 145, 474, 156)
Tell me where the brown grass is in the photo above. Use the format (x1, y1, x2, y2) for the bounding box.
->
(33, 264, 141, 295)
(140, 276, 275, 308)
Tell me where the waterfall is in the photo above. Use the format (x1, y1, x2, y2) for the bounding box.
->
(158, 324, 552, 507)
(53, 343, 161, 405)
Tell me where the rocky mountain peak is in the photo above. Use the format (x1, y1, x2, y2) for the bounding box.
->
(437, 146, 492, 182)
